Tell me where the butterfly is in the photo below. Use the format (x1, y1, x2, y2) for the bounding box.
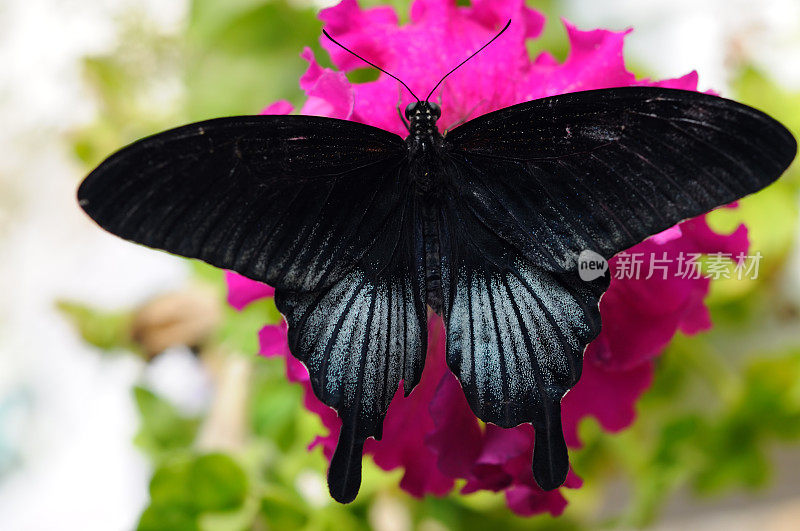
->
(77, 20, 797, 503)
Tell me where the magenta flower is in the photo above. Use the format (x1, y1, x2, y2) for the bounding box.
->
(227, 0, 749, 516)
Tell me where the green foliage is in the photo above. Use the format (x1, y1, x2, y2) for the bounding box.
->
(217, 298, 281, 355)
(705, 68, 800, 303)
(57, 300, 136, 353)
(185, 0, 321, 118)
(525, 0, 572, 63)
(566, 336, 800, 527)
(139, 454, 249, 531)
(249, 359, 304, 451)
(72, 13, 185, 168)
(133, 386, 201, 461)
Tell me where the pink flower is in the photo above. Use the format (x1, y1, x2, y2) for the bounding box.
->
(224, 270, 274, 310)
(226, 0, 749, 516)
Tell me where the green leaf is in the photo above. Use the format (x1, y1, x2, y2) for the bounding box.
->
(187, 0, 281, 43)
(190, 454, 249, 512)
(217, 298, 281, 355)
(56, 300, 135, 353)
(733, 67, 800, 139)
(249, 366, 303, 451)
(184, 0, 321, 118)
(140, 454, 249, 530)
(149, 460, 196, 510)
(138, 504, 200, 531)
(258, 493, 309, 529)
(133, 387, 201, 460)
(199, 497, 260, 531)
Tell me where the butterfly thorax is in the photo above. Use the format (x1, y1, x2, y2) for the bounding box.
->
(405, 102, 446, 196)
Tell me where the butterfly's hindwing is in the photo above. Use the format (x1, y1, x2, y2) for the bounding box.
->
(436, 183, 608, 489)
(274, 189, 428, 504)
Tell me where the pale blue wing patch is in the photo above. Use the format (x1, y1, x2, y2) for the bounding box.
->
(443, 257, 606, 490)
(445, 259, 602, 425)
(275, 267, 426, 503)
(279, 271, 425, 416)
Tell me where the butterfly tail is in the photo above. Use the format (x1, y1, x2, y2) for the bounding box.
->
(328, 423, 365, 504)
(532, 399, 569, 491)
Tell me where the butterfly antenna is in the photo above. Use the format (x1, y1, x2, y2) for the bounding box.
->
(322, 29, 421, 102)
(425, 19, 511, 102)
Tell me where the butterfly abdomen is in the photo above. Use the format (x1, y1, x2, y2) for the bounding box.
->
(421, 200, 444, 314)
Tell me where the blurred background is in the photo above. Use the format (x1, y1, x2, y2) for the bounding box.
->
(1, 0, 800, 529)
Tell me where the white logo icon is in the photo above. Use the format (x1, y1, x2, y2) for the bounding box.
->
(578, 250, 608, 281)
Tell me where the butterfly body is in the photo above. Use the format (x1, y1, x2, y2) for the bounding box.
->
(406, 101, 448, 195)
(420, 199, 445, 313)
(78, 86, 796, 504)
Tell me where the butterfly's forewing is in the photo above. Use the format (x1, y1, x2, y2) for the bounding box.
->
(445, 87, 797, 272)
(78, 115, 428, 503)
(440, 87, 796, 489)
(78, 115, 408, 292)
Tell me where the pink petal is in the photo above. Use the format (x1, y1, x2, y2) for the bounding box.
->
(649, 225, 683, 245)
(365, 318, 455, 497)
(590, 214, 748, 371)
(562, 355, 654, 447)
(522, 21, 635, 99)
(305, 390, 340, 460)
(225, 271, 274, 311)
(319, 0, 399, 72)
(639, 70, 699, 90)
(505, 485, 569, 517)
(299, 48, 354, 119)
(260, 100, 293, 115)
(257, 323, 289, 357)
(319, 0, 548, 134)
(425, 372, 483, 478)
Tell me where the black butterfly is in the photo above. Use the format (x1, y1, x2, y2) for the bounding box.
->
(77, 20, 796, 504)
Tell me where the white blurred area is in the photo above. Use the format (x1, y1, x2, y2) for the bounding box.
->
(0, 1, 200, 530)
(565, 0, 800, 93)
(0, 1, 798, 530)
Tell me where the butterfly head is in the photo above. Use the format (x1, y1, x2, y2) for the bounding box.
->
(405, 101, 441, 121)
(322, 20, 511, 138)
(406, 101, 441, 138)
